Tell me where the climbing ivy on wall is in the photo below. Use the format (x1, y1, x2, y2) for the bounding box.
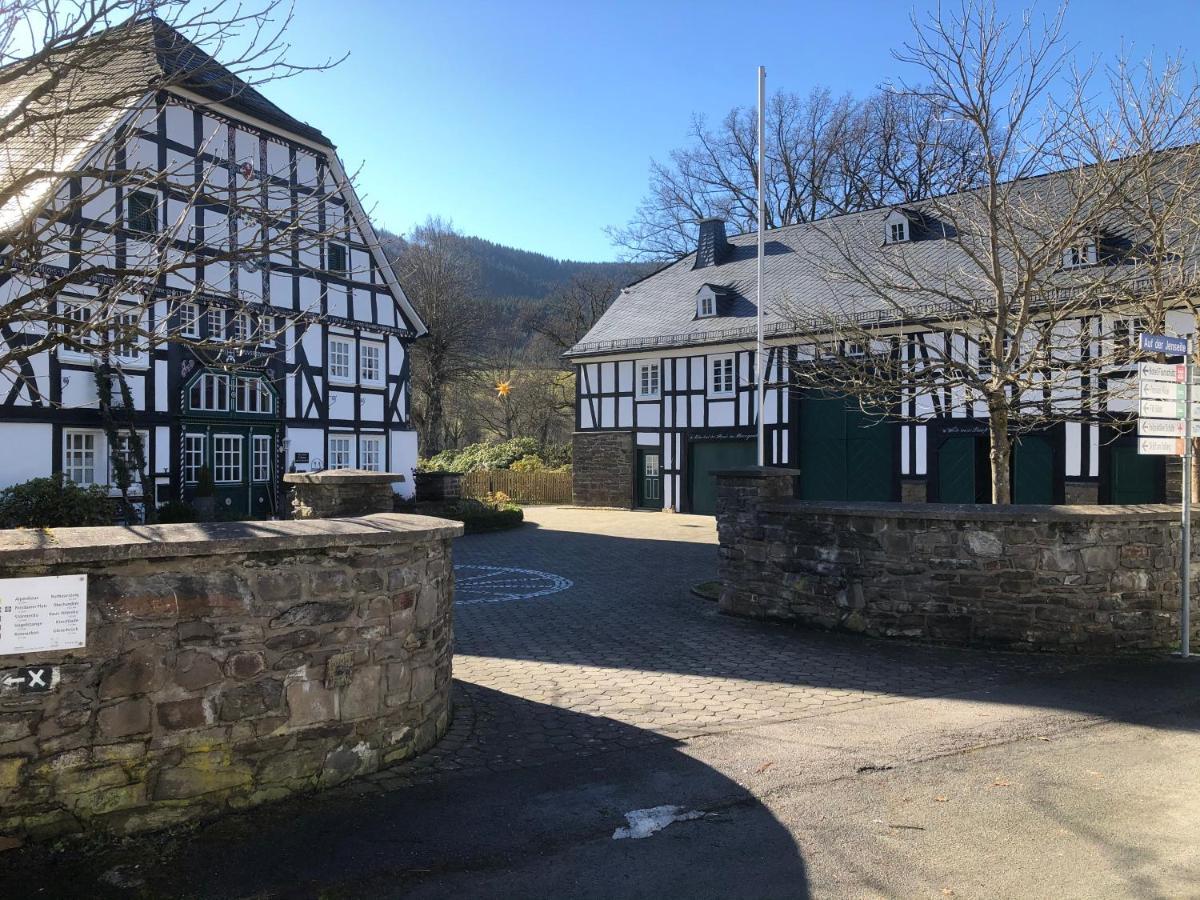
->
(94, 364, 156, 524)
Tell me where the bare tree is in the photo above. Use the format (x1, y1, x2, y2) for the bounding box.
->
(609, 84, 988, 262)
(782, 0, 1194, 504)
(529, 271, 626, 354)
(390, 217, 482, 455)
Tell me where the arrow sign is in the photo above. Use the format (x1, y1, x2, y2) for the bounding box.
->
(1139, 418, 1185, 437)
(1139, 362, 1187, 383)
(1140, 333, 1189, 356)
(1140, 380, 1186, 401)
(1138, 436, 1184, 456)
(0, 667, 55, 693)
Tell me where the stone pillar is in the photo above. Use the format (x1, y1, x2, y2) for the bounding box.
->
(413, 471, 463, 502)
(572, 431, 634, 507)
(713, 467, 801, 618)
(284, 470, 404, 519)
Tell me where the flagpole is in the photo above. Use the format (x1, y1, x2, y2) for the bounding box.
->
(756, 64, 766, 467)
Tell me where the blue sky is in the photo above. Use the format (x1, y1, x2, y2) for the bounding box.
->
(261, 1, 1199, 261)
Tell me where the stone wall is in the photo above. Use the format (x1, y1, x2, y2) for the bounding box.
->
(572, 431, 633, 507)
(285, 469, 402, 518)
(0, 513, 461, 839)
(716, 468, 1199, 653)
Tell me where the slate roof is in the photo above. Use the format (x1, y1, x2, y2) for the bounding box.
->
(0, 16, 329, 234)
(567, 158, 1191, 358)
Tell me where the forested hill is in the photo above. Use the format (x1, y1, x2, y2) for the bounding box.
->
(378, 229, 650, 301)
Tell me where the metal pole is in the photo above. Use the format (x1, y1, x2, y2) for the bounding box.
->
(756, 65, 766, 467)
(1183, 337, 1193, 658)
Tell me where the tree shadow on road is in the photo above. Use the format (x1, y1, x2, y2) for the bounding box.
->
(0, 683, 810, 900)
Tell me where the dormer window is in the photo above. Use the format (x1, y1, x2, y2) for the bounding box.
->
(1063, 242, 1097, 269)
(696, 285, 718, 319)
(884, 209, 912, 244)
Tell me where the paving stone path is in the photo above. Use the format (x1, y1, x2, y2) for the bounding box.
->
(365, 506, 1088, 790)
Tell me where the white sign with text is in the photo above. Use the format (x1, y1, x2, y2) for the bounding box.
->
(0, 575, 87, 655)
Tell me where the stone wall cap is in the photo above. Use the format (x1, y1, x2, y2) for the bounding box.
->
(283, 469, 405, 484)
(758, 500, 1189, 522)
(714, 467, 803, 478)
(0, 513, 463, 567)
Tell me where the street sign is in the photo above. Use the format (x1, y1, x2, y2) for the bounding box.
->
(0, 666, 57, 693)
(0, 574, 86, 656)
(1140, 380, 1186, 401)
(1140, 333, 1189, 356)
(1138, 398, 1194, 419)
(1138, 436, 1184, 456)
(1138, 417, 1185, 437)
(1139, 361, 1186, 383)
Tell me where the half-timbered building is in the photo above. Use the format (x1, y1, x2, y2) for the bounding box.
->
(568, 206, 1185, 514)
(0, 21, 426, 518)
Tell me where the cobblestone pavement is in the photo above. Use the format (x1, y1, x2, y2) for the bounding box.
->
(366, 506, 1089, 790)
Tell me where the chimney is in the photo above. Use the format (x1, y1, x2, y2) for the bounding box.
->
(693, 217, 730, 269)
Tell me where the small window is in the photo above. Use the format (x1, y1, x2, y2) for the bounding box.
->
(360, 342, 384, 386)
(231, 312, 252, 343)
(637, 361, 660, 399)
(252, 435, 272, 482)
(213, 434, 243, 483)
(327, 243, 347, 274)
(844, 341, 865, 358)
(109, 433, 147, 487)
(888, 221, 907, 243)
(184, 434, 206, 483)
(113, 311, 141, 360)
(189, 373, 230, 411)
(63, 431, 98, 485)
(328, 436, 353, 470)
(1063, 242, 1097, 269)
(329, 336, 354, 382)
(180, 302, 200, 338)
(697, 291, 716, 318)
(360, 436, 383, 472)
(127, 191, 157, 236)
(207, 308, 226, 341)
(709, 355, 735, 396)
(234, 377, 273, 414)
(61, 300, 100, 351)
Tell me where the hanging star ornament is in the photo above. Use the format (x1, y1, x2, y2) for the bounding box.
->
(495, 380, 512, 398)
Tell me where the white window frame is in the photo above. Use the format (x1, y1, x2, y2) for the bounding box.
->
(180, 302, 200, 338)
(231, 311, 252, 343)
(113, 310, 145, 364)
(328, 336, 355, 384)
(1063, 242, 1098, 269)
(63, 430, 99, 485)
(359, 341, 384, 387)
(359, 436, 383, 472)
(252, 434, 272, 482)
(697, 292, 716, 318)
(207, 308, 227, 342)
(889, 221, 907, 243)
(328, 435, 353, 470)
(58, 298, 101, 361)
(189, 373, 230, 412)
(212, 434, 243, 483)
(184, 433, 206, 483)
(637, 360, 661, 399)
(233, 377, 273, 414)
(708, 354, 736, 397)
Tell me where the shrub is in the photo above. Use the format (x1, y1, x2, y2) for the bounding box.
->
(0, 474, 112, 529)
(509, 454, 545, 472)
(438, 493, 524, 533)
(420, 438, 572, 474)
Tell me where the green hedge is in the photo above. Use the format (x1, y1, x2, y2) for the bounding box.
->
(421, 438, 571, 474)
(0, 474, 113, 529)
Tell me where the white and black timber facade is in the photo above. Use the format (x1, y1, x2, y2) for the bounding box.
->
(568, 215, 1184, 515)
(0, 25, 426, 518)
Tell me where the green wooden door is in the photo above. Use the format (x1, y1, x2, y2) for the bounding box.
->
(797, 394, 895, 501)
(636, 450, 663, 509)
(689, 440, 756, 515)
(1110, 445, 1161, 504)
(184, 424, 277, 520)
(937, 436, 978, 503)
(1012, 434, 1055, 504)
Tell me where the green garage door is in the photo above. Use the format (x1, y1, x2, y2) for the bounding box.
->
(1012, 434, 1055, 504)
(689, 440, 756, 515)
(937, 435, 985, 503)
(797, 394, 895, 501)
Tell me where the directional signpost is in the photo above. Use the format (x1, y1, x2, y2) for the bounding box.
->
(1137, 334, 1193, 658)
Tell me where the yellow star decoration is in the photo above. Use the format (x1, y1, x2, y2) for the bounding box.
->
(495, 380, 512, 398)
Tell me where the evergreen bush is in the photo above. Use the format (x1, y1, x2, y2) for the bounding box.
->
(0, 474, 113, 529)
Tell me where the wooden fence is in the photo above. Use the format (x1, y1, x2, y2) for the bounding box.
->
(461, 469, 573, 505)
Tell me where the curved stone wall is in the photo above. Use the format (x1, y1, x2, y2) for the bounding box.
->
(716, 469, 1199, 653)
(0, 513, 461, 839)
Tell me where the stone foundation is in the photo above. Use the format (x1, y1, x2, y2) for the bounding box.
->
(0, 513, 461, 839)
(900, 479, 928, 503)
(716, 468, 1199, 653)
(285, 469, 402, 518)
(1064, 481, 1100, 505)
(572, 431, 633, 507)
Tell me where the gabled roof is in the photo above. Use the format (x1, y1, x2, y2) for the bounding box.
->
(567, 157, 1187, 359)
